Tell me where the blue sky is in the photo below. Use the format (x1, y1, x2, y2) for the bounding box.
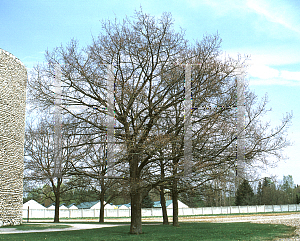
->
(1, 0, 299, 184)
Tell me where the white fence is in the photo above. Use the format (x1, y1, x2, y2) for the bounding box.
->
(23, 204, 300, 219)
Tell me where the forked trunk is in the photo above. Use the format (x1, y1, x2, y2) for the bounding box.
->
(160, 186, 169, 225)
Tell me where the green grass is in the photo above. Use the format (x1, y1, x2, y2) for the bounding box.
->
(0, 222, 296, 241)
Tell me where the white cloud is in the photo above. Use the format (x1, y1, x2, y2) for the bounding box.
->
(220, 50, 300, 86)
(223, 45, 300, 67)
(248, 78, 300, 86)
(248, 64, 279, 79)
(247, 59, 300, 86)
(246, 0, 300, 34)
(249, 53, 290, 66)
(186, 0, 248, 16)
(280, 71, 300, 82)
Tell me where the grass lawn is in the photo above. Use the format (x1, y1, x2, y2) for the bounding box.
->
(0, 222, 296, 241)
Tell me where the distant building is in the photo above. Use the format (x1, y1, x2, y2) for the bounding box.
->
(66, 203, 78, 209)
(23, 200, 46, 210)
(76, 201, 100, 209)
(117, 204, 129, 209)
(123, 203, 131, 208)
(76, 201, 116, 209)
(59, 204, 68, 210)
(46, 203, 68, 210)
(153, 200, 189, 208)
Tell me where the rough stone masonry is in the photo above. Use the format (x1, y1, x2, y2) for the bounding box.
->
(0, 48, 27, 226)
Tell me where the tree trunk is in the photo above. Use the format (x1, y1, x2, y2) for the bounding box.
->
(99, 192, 105, 223)
(130, 153, 142, 234)
(53, 178, 61, 223)
(171, 139, 179, 227)
(159, 158, 169, 225)
(172, 177, 179, 227)
(130, 184, 142, 234)
(54, 193, 60, 223)
(160, 186, 169, 225)
(99, 178, 105, 223)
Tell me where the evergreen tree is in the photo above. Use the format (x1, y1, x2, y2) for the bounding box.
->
(296, 193, 300, 204)
(261, 177, 277, 205)
(281, 175, 295, 204)
(235, 179, 254, 206)
(262, 177, 272, 188)
(295, 184, 300, 204)
(257, 181, 262, 205)
(179, 189, 204, 208)
(142, 194, 154, 208)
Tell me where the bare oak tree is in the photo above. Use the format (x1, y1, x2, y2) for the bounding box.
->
(27, 10, 292, 233)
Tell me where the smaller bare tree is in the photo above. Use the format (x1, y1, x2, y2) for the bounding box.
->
(24, 113, 86, 222)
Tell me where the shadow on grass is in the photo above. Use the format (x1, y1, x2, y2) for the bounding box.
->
(0, 224, 71, 231)
(0, 222, 296, 241)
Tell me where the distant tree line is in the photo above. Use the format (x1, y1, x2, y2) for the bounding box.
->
(23, 182, 155, 208)
(24, 174, 300, 209)
(254, 175, 300, 206)
(178, 175, 300, 207)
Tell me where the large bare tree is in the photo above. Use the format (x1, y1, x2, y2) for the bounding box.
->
(27, 10, 292, 234)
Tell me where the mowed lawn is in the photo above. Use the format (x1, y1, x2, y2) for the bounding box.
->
(0, 222, 296, 241)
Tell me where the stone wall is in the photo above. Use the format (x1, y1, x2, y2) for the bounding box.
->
(0, 49, 27, 226)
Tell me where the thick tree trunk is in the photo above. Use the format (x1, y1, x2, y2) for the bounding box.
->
(172, 177, 179, 227)
(160, 186, 169, 225)
(130, 188, 142, 234)
(130, 153, 142, 234)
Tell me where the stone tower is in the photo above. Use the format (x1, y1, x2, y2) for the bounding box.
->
(0, 49, 27, 226)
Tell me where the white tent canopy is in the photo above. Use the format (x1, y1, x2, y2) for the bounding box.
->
(90, 201, 117, 209)
(167, 200, 189, 209)
(68, 204, 78, 210)
(118, 205, 129, 209)
(23, 200, 46, 210)
(59, 204, 68, 210)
